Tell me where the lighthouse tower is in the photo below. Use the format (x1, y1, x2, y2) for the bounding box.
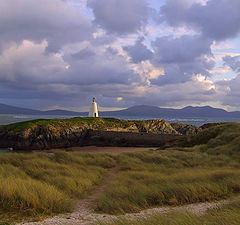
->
(88, 97, 99, 117)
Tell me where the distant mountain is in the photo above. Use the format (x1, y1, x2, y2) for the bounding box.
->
(0, 103, 86, 116)
(101, 105, 240, 118)
(0, 103, 42, 115)
(1, 103, 240, 118)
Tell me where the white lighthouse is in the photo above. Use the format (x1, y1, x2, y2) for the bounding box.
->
(88, 97, 99, 117)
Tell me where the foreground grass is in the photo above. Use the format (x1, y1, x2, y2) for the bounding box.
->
(0, 151, 116, 222)
(1, 122, 240, 223)
(94, 123, 240, 215)
(95, 149, 240, 214)
(97, 197, 240, 225)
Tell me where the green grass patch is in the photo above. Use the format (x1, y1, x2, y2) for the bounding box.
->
(0, 117, 135, 133)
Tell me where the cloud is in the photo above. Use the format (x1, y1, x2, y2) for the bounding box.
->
(151, 35, 212, 64)
(160, 0, 240, 41)
(123, 38, 153, 63)
(0, 40, 68, 85)
(0, 0, 93, 52)
(120, 75, 217, 107)
(87, 0, 150, 34)
(216, 75, 240, 108)
(71, 48, 95, 59)
(0, 0, 240, 111)
(148, 34, 214, 86)
(223, 55, 240, 72)
(0, 39, 140, 108)
(150, 56, 215, 86)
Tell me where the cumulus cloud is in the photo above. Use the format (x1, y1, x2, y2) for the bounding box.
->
(216, 75, 240, 108)
(150, 56, 215, 86)
(0, 0, 93, 52)
(0, 0, 240, 110)
(149, 34, 215, 86)
(0, 39, 140, 109)
(122, 75, 217, 107)
(160, 0, 240, 41)
(0, 40, 69, 85)
(151, 35, 212, 64)
(123, 38, 153, 63)
(87, 0, 150, 34)
(223, 55, 240, 72)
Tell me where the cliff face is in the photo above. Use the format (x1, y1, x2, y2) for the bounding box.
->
(0, 118, 201, 150)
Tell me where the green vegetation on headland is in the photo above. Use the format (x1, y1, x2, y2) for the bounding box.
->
(0, 122, 240, 223)
(1, 117, 135, 132)
(0, 117, 199, 150)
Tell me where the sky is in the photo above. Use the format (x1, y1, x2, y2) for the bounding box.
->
(1, 0, 240, 112)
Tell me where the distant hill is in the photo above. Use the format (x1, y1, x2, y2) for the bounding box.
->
(100, 105, 240, 118)
(101, 105, 240, 118)
(0, 103, 42, 115)
(0, 103, 86, 116)
(1, 103, 240, 118)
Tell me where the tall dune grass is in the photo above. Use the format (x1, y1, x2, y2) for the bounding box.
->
(95, 149, 240, 214)
(1, 122, 240, 222)
(95, 123, 240, 215)
(0, 151, 116, 221)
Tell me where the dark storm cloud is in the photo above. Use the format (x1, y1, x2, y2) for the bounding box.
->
(87, 0, 150, 34)
(151, 35, 212, 64)
(151, 55, 215, 86)
(216, 75, 240, 107)
(223, 55, 240, 72)
(150, 64, 189, 85)
(0, 0, 239, 110)
(160, 0, 240, 41)
(71, 48, 95, 59)
(65, 47, 140, 85)
(0, 0, 143, 109)
(123, 38, 153, 63)
(149, 34, 214, 86)
(0, 37, 140, 110)
(0, 0, 93, 52)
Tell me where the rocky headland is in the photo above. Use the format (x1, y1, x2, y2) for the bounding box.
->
(0, 117, 201, 150)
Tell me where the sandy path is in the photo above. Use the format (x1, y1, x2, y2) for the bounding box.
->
(19, 196, 231, 225)
(51, 146, 157, 154)
(18, 147, 234, 225)
(19, 165, 120, 225)
(19, 161, 233, 225)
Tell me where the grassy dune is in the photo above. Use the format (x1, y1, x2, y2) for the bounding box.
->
(1, 122, 240, 223)
(95, 122, 240, 214)
(0, 152, 116, 221)
(95, 150, 240, 214)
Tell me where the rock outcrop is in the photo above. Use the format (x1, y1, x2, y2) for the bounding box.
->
(135, 120, 179, 135)
(0, 117, 201, 150)
(171, 123, 201, 136)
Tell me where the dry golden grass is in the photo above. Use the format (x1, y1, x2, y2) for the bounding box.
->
(97, 197, 240, 225)
(0, 151, 116, 222)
